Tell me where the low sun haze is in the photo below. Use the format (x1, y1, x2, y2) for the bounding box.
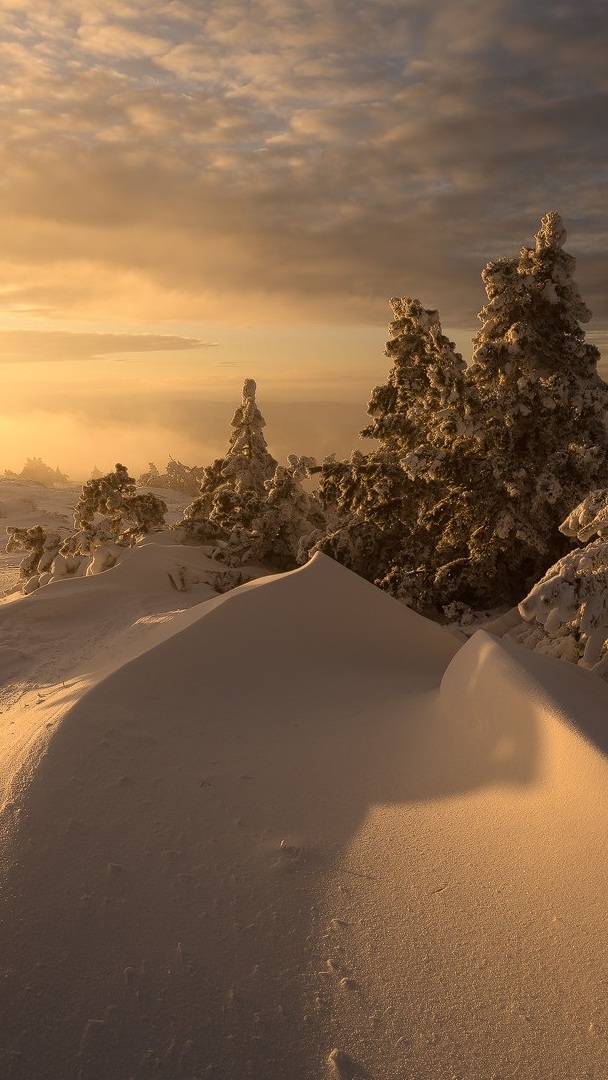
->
(0, 0, 606, 476)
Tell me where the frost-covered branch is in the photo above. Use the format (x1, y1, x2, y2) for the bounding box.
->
(515, 491, 608, 676)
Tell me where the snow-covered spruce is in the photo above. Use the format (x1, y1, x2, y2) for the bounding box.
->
(457, 211, 608, 604)
(308, 215, 608, 613)
(306, 298, 468, 609)
(178, 381, 325, 570)
(67, 463, 167, 557)
(222, 454, 325, 570)
(179, 379, 278, 544)
(515, 490, 608, 676)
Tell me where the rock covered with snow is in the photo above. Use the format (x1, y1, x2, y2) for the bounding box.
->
(515, 490, 608, 676)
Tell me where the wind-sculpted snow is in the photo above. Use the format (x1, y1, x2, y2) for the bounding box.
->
(440, 628, 608, 782)
(1, 554, 608, 1079)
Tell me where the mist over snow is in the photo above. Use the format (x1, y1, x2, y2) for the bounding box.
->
(0, 397, 374, 482)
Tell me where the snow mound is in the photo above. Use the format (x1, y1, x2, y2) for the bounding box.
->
(0, 537, 221, 686)
(0, 553, 459, 1079)
(2, 554, 608, 1079)
(441, 628, 608, 783)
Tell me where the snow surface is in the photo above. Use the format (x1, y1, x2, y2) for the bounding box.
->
(1, 483, 608, 1078)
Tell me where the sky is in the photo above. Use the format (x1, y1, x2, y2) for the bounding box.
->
(0, 0, 607, 477)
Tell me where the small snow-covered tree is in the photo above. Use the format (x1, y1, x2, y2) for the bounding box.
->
(179, 379, 278, 542)
(165, 458, 204, 495)
(6, 464, 168, 591)
(140, 462, 161, 485)
(140, 459, 203, 496)
(515, 490, 608, 676)
(5, 525, 65, 592)
(68, 463, 167, 557)
(52, 463, 166, 577)
(221, 455, 325, 569)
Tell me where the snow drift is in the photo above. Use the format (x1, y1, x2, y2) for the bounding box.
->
(1, 553, 608, 1079)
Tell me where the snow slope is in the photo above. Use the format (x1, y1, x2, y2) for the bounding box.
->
(1, 539, 608, 1078)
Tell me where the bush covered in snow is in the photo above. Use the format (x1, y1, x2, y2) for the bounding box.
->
(514, 491, 608, 677)
(6, 464, 168, 591)
(5, 525, 66, 593)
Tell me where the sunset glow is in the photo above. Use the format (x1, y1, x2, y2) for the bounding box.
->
(0, 0, 606, 474)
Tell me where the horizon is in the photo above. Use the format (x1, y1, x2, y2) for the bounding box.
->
(3, 338, 608, 482)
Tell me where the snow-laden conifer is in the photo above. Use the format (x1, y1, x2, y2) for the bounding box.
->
(363, 297, 467, 457)
(5, 525, 64, 591)
(68, 463, 167, 557)
(222, 455, 325, 570)
(308, 299, 466, 606)
(180, 379, 278, 542)
(453, 212, 608, 604)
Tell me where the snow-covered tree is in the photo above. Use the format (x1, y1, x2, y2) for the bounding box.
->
(5, 525, 65, 592)
(179, 379, 278, 542)
(140, 459, 204, 496)
(5, 464, 168, 592)
(220, 455, 325, 569)
(449, 211, 608, 605)
(307, 215, 608, 612)
(514, 490, 608, 677)
(68, 463, 167, 557)
(362, 298, 467, 453)
(307, 299, 467, 607)
(140, 462, 161, 485)
(6, 458, 69, 486)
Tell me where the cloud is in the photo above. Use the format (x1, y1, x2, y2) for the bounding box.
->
(76, 21, 168, 60)
(0, 330, 218, 362)
(0, 0, 605, 332)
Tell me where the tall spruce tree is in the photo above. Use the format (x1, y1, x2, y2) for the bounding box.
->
(447, 211, 608, 605)
(310, 299, 467, 603)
